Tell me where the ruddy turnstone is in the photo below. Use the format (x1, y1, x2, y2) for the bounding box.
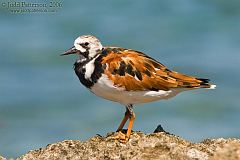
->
(61, 35, 216, 142)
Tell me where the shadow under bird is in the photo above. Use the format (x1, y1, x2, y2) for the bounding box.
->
(61, 35, 216, 142)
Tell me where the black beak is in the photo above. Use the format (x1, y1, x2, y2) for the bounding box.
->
(60, 46, 78, 56)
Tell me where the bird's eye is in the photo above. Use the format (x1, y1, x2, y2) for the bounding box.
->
(84, 42, 89, 46)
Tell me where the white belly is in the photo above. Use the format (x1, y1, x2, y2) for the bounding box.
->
(90, 74, 184, 105)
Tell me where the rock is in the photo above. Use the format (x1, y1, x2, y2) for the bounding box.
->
(0, 156, 6, 160)
(14, 131, 240, 160)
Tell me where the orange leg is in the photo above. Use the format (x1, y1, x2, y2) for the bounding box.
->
(116, 110, 130, 132)
(117, 105, 135, 143)
(125, 111, 135, 140)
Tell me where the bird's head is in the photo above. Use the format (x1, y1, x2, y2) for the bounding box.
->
(61, 35, 103, 59)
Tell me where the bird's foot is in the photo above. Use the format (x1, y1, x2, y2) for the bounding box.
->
(117, 131, 129, 143)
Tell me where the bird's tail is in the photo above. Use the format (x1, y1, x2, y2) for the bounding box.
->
(196, 78, 216, 89)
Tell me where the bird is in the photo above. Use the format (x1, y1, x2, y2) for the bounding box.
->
(61, 35, 216, 142)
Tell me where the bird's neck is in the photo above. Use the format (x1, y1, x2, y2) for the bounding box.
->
(73, 50, 104, 89)
(74, 49, 102, 69)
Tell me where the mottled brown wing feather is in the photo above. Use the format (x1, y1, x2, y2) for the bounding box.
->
(101, 48, 210, 91)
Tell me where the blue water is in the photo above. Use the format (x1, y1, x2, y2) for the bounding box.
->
(0, 0, 240, 158)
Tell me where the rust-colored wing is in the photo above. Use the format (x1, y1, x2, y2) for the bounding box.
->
(101, 47, 211, 91)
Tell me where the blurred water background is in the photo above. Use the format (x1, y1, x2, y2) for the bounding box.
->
(0, 0, 240, 158)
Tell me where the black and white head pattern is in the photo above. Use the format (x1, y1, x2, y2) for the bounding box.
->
(74, 35, 103, 59)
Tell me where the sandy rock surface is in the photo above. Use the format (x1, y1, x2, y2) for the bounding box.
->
(12, 131, 240, 160)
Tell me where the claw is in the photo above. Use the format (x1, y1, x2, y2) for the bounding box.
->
(117, 131, 129, 143)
